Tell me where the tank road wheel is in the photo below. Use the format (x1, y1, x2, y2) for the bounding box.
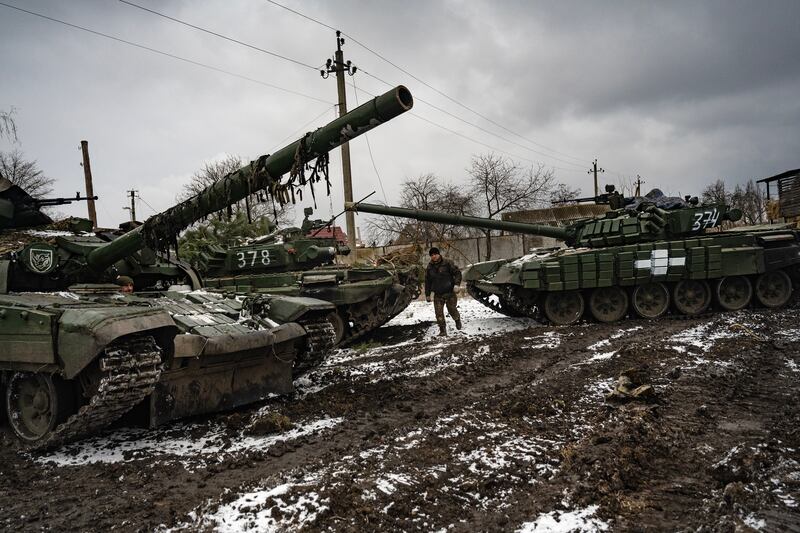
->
(673, 280, 712, 316)
(632, 282, 670, 319)
(326, 312, 347, 345)
(588, 287, 629, 323)
(5, 373, 72, 444)
(754, 270, 793, 308)
(715, 276, 752, 311)
(543, 291, 585, 325)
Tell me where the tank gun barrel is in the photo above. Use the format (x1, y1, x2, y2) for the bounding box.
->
(86, 86, 413, 271)
(33, 192, 99, 208)
(345, 202, 573, 241)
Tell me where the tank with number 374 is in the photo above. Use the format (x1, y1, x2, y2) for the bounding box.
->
(346, 186, 800, 325)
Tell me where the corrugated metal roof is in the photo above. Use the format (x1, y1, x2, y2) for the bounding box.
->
(756, 168, 800, 184)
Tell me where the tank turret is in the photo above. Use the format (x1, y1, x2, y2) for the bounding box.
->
(195, 206, 420, 345)
(0, 177, 97, 230)
(346, 188, 798, 326)
(345, 189, 743, 248)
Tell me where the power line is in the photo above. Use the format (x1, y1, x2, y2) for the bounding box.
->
(350, 76, 388, 204)
(348, 42, 591, 166)
(350, 82, 584, 174)
(269, 104, 337, 153)
(115, 0, 590, 171)
(265, 0, 337, 32)
(263, 0, 591, 166)
(135, 193, 158, 214)
(359, 68, 586, 170)
(0, 1, 333, 105)
(119, 0, 320, 71)
(409, 112, 584, 175)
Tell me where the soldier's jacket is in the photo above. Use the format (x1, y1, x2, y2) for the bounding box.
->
(425, 258, 462, 296)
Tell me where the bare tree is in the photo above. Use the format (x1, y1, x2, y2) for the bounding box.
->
(0, 108, 17, 142)
(701, 179, 729, 206)
(731, 180, 766, 225)
(437, 182, 480, 240)
(366, 174, 480, 247)
(0, 149, 54, 198)
(701, 178, 766, 226)
(468, 153, 555, 260)
(178, 154, 292, 226)
(366, 174, 443, 247)
(614, 175, 639, 197)
(549, 182, 582, 204)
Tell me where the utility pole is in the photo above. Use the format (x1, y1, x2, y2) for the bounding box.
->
(321, 30, 358, 257)
(79, 140, 98, 227)
(124, 190, 137, 222)
(588, 158, 605, 197)
(635, 174, 645, 196)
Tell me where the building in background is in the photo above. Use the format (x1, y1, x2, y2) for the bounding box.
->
(757, 169, 800, 223)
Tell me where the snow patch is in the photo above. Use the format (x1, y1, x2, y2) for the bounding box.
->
(202, 479, 327, 532)
(39, 417, 343, 467)
(742, 514, 766, 530)
(386, 298, 536, 337)
(517, 505, 609, 532)
(525, 331, 561, 349)
(668, 316, 746, 353)
(587, 339, 610, 351)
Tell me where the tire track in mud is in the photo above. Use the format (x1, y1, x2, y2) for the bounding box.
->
(182, 318, 712, 531)
(2, 309, 798, 531)
(528, 312, 800, 532)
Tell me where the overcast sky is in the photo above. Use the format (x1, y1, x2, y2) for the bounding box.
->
(2, 0, 799, 229)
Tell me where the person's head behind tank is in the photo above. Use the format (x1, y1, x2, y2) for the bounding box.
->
(115, 275, 134, 293)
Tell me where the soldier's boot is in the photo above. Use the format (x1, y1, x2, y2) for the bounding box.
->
(438, 324, 447, 337)
(455, 319, 462, 330)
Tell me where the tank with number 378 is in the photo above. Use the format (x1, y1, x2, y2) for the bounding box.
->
(195, 206, 420, 346)
(347, 186, 800, 325)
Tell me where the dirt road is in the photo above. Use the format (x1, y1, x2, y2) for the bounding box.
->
(1, 299, 799, 532)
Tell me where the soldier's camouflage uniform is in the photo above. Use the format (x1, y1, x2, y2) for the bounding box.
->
(425, 256, 462, 335)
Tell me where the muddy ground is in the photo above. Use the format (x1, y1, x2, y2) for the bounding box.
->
(1, 298, 799, 532)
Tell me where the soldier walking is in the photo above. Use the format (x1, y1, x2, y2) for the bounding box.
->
(425, 247, 462, 336)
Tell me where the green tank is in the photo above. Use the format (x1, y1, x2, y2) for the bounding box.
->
(196, 207, 420, 344)
(0, 85, 412, 447)
(346, 187, 800, 325)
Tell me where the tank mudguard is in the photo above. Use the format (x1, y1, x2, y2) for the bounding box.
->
(57, 306, 176, 379)
(0, 305, 57, 366)
(463, 259, 508, 281)
(253, 295, 335, 323)
(491, 263, 526, 285)
(302, 277, 394, 305)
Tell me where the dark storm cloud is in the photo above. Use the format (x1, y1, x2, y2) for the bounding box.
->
(1, 0, 799, 225)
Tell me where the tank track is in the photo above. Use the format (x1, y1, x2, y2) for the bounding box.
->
(341, 281, 421, 346)
(471, 276, 800, 326)
(467, 283, 526, 318)
(33, 335, 162, 452)
(295, 319, 337, 377)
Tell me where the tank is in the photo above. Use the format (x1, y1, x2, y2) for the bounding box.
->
(0, 85, 413, 447)
(346, 186, 800, 325)
(196, 207, 420, 344)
